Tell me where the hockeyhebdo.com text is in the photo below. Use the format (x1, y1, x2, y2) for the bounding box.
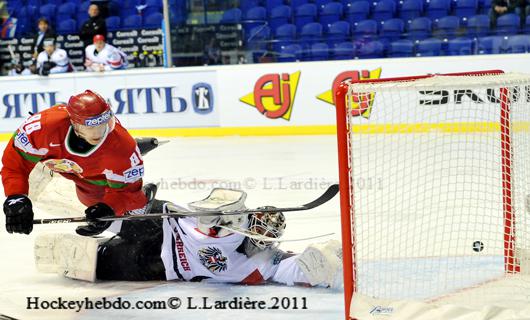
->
(155, 177, 383, 191)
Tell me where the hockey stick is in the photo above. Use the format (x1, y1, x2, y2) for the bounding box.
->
(32, 184, 339, 224)
(220, 224, 335, 243)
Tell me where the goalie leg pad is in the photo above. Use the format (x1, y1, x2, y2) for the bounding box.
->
(34, 233, 106, 282)
(295, 239, 343, 288)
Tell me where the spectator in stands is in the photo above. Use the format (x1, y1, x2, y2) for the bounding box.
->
(85, 34, 128, 72)
(36, 38, 70, 76)
(32, 18, 56, 60)
(490, 0, 526, 27)
(79, 4, 107, 49)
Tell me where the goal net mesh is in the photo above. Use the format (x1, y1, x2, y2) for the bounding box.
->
(342, 73, 530, 315)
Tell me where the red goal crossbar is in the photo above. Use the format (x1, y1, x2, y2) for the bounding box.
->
(333, 70, 518, 320)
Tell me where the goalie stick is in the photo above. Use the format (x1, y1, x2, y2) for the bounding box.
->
(32, 184, 339, 224)
(220, 224, 335, 243)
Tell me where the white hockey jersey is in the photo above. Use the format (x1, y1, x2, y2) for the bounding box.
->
(85, 43, 128, 71)
(36, 48, 70, 74)
(160, 217, 309, 285)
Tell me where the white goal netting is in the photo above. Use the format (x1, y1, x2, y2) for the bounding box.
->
(338, 73, 530, 319)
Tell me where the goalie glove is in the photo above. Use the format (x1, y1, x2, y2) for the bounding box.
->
(76, 203, 114, 237)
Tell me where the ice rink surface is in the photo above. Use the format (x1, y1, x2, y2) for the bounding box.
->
(0, 135, 345, 320)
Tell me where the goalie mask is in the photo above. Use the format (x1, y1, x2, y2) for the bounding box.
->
(248, 206, 286, 249)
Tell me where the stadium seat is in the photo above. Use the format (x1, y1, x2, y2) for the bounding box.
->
(416, 37, 443, 56)
(265, 0, 285, 15)
(270, 5, 292, 32)
(309, 42, 330, 61)
(398, 0, 423, 22)
(243, 6, 267, 35)
(240, 0, 259, 14)
(387, 39, 415, 57)
(247, 25, 271, 51)
(57, 19, 76, 35)
(525, 15, 530, 33)
(122, 15, 142, 29)
(505, 35, 530, 53)
(294, 3, 318, 32)
(371, 0, 396, 23)
(466, 14, 490, 37)
(315, 0, 333, 11)
(47, 0, 64, 5)
(299, 22, 323, 49)
(144, 12, 163, 28)
(290, 0, 309, 8)
(357, 40, 385, 58)
(220, 8, 242, 23)
(144, 0, 163, 16)
(57, 3, 76, 21)
(78, 1, 90, 13)
(407, 17, 432, 41)
(380, 18, 405, 42)
(434, 16, 460, 39)
(327, 20, 351, 46)
(273, 23, 297, 51)
(345, 1, 370, 25)
(26, 0, 42, 7)
(495, 13, 520, 35)
(446, 37, 474, 55)
(477, 35, 505, 54)
(40, 4, 57, 25)
(353, 19, 378, 39)
(425, 0, 450, 20)
(320, 2, 344, 32)
(478, 0, 491, 14)
(106, 16, 121, 31)
(454, 0, 478, 24)
(333, 41, 356, 60)
(278, 44, 302, 62)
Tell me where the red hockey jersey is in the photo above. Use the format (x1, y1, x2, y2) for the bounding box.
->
(1, 105, 147, 216)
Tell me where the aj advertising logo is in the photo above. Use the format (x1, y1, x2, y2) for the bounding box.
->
(317, 68, 382, 119)
(240, 71, 301, 121)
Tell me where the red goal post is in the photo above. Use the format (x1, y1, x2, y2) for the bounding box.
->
(334, 70, 529, 320)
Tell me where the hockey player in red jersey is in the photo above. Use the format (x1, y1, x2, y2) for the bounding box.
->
(1, 90, 147, 236)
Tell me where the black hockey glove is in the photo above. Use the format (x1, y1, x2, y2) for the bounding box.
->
(76, 203, 114, 237)
(3, 195, 34, 235)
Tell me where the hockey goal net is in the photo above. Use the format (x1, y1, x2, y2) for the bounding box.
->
(335, 71, 530, 320)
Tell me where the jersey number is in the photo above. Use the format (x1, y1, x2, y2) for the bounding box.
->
(23, 114, 42, 135)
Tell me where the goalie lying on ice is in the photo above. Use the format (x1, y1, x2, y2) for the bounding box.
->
(34, 187, 343, 288)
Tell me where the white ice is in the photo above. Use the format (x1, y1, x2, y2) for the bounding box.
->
(0, 135, 346, 320)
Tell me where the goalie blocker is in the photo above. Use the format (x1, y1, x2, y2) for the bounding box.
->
(35, 188, 343, 287)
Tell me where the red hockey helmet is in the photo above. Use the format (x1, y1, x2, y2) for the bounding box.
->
(67, 90, 112, 126)
(93, 34, 105, 43)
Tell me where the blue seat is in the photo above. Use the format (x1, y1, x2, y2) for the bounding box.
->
(122, 15, 142, 29)
(327, 20, 351, 46)
(357, 40, 384, 58)
(380, 18, 405, 41)
(294, 3, 317, 32)
(525, 15, 530, 33)
(345, 1, 370, 24)
(78, 1, 90, 13)
(505, 35, 530, 53)
(333, 41, 356, 60)
(120, 7, 139, 19)
(478, 0, 491, 14)
(266, 0, 285, 15)
(425, 0, 450, 20)
(299, 22, 323, 50)
(106, 16, 121, 31)
(353, 19, 378, 38)
(466, 15, 490, 37)
(387, 39, 414, 57)
(247, 25, 271, 51)
(240, 0, 260, 14)
(371, 0, 396, 23)
(144, 0, 163, 16)
(495, 13, 520, 35)
(446, 37, 474, 55)
(454, 0, 478, 24)
(315, 0, 333, 11)
(47, 0, 64, 5)
(477, 35, 505, 54)
(434, 16, 460, 38)
(57, 2, 76, 21)
(26, 0, 42, 6)
(273, 23, 297, 51)
(290, 0, 309, 8)
(40, 4, 57, 24)
(309, 42, 330, 61)
(56, 19, 76, 34)
(270, 5, 291, 32)
(243, 6, 267, 35)
(407, 17, 432, 41)
(398, 0, 423, 22)
(144, 12, 163, 28)
(320, 2, 343, 32)
(278, 44, 302, 62)
(416, 37, 443, 56)
(221, 8, 242, 23)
